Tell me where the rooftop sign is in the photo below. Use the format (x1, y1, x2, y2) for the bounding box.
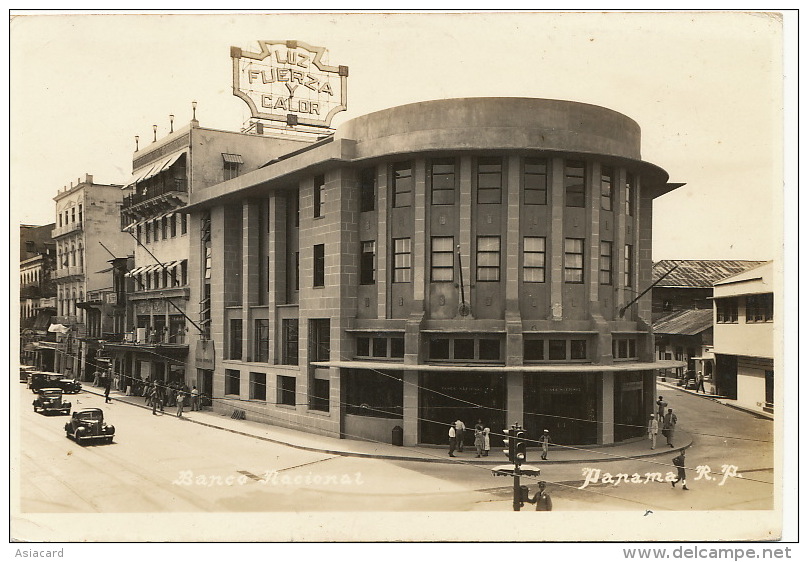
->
(231, 40, 348, 129)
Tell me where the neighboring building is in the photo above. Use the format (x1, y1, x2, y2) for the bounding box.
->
(712, 261, 775, 414)
(19, 224, 57, 369)
(653, 308, 714, 389)
(652, 260, 766, 320)
(103, 115, 314, 394)
(184, 97, 684, 446)
(51, 174, 132, 380)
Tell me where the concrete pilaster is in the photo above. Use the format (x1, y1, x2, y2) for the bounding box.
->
(588, 162, 602, 305)
(459, 156, 472, 305)
(506, 371, 524, 426)
(412, 159, 426, 303)
(376, 165, 388, 318)
(549, 157, 564, 319)
(599, 371, 615, 444)
(615, 168, 628, 318)
(402, 370, 419, 446)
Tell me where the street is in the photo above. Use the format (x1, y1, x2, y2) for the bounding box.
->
(17, 383, 773, 514)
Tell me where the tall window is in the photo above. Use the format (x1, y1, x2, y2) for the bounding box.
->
(313, 244, 325, 287)
(162, 215, 168, 239)
(170, 214, 177, 237)
(430, 158, 456, 205)
(626, 173, 635, 216)
(310, 319, 330, 362)
(524, 157, 548, 205)
(181, 213, 188, 234)
(360, 241, 376, 285)
(430, 236, 455, 282)
(564, 238, 585, 283)
(565, 160, 586, 207)
(476, 236, 501, 281)
(599, 241, 613, 285)
(229, 319, 243, 360)
(393, 238, 412, 282)
(523, 237, 546, 283)
(281, 319, 299, 365)
(249, 372, 266, 401)
(145, 221, 151, 243)
(477, 157, 503, 204)
(277, 375, 296, 406)
(314, 174, 325, 218)
(223, 153, 242, 180)
(392, 162, 412, 208)
(78, 204, 83, 223)
(624, 244, 633, 287)
(254, 319, 270, 362)
(360, 167, 376, 212)
(225, 369, 240, 396)
(601, 166, 614, 210)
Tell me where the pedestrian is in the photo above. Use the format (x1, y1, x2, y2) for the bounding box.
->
(150, 384, 161, 415)
(533, 481, 553, 511)
(157, 383, 165, 412)
(647, 414, 659, 450)
(483, 427, 491, 456)
(448, 423, 457, 457)
(672, 449, 689, 490)
(474, 420, 485, 458)
(191, 385, 200, 411)
(176, 387, 186, 417)
(93, 370, 101, 387)
(696, 372, 706, 394)
(539, 429, 550, 460)
(663, 408, 678, 448)
(454, 419, 466, 452)
(656, 396, 668, 421)
(103, 373, 112, 403)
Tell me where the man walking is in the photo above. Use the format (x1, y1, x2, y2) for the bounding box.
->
(663, 408, 678, 448)
(150, 384, 161, 415)
(448, 423, 457, 457)
(176, 387, 186, 417)
(103, 372, 112, 403)
(539, 429, 550, 460)
(696, 372, 706, 394)
(647, 414, 659, 450)
(672, 450, 689, 490)
(454, 419, 466, 452)
(656, 395, 668, 421)
(191, 385, 200, 411)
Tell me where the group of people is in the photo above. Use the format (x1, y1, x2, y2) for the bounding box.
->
(448, 419, 492, 458)
(647, 395, 680, 450)
(146, 381, 201, 416)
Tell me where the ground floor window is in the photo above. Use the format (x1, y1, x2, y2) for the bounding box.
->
(225, 369, 240, 396)
(277, 375, 296, 406)
(311, 377, 330, 412)
(250, 372, 266, 401)
(524, 373, 599, 445)
(344, 369, 403, 418)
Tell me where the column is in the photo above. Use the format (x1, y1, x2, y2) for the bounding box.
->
(549, 157, 564, 319)
(599, 371, 615, 444)
(412, 159, 427, 304)
(458, 156, 473, 302)
(402, 370, 419, 446)
(376, 164, 388, 318)
(506, 371, 524, 426)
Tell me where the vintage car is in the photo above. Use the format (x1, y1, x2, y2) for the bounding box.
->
(29, 372, 81, 394)
(20, 365, 37, 383)
(64, 408, 115, 444)
(33, 388, 72, 415)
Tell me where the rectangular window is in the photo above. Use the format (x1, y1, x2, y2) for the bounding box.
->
(624, 245, 633, 287)
(229, 319, 243, 360)
(145, 221, 151, 243)
(170, 214, 177, 237)
(523, 237, 546, 283)
(429, 338, 450, 360)
(161, 216, 168, 239)
(390, 337, 405, 358)
(310, 319, 330, 362)
(601, 166, 613, 211)
(454, 338, 475, 360)
(524, 339, 544, 361)
(570, 340, 587, 360)
(626, 173, 635, 216)
(430, 158, 456, 205)
(393, 238, 412, 283)
(478, 339, 501, 361)
(224, 161, 241, 181)
(313, 244, 325, 287)
(548, 340, 566, 360)
(314, 174, 325, 218)
(476, 236, 501, 281)
(311, 378, 330, 412)
(431, 236, 455, 282)
(746, 294, 774, 323)
(356, 337, 370, 357)
(392, 162, 412, 208)
(629, 339, 637, 358)
(524, 157, 548, 205)
(277, 375, 296, 406)
(281, 319, 299, 365)
(254, 319, 270, 362)
(360, 167, 376, 212)
(249, 372, 266, 401)
(360, 241, 376, 285)
(181, 213, 188, 234)
(225, 369, 240, 396)
(716, 297, 739, 323)
(78, 204, 83, 223)
(599, 241, 613, 285)
(477, 156, 503, 204)
(372, 337, 387, 358)
(564, 238, 585, 283)
(565, 160, 586, 207)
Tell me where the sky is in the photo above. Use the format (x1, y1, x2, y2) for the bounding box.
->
(9, 10, 789, 261)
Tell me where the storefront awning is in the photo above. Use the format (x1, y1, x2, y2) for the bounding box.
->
(310, 359, 688, 373)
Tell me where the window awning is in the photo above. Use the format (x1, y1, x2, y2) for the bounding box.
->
(125, 266, 146, 277)
(125, 151, 187, 188)
(222, 153, 244, 164)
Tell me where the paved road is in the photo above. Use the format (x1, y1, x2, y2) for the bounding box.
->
(17, 382, 773, 515)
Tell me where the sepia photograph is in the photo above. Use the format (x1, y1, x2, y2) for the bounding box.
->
(7, 9, 797, 552)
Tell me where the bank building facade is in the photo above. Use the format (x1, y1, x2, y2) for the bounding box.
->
(183, 97, 684, 447)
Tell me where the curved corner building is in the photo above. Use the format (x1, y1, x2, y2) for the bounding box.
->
(185, 97, 684, 446)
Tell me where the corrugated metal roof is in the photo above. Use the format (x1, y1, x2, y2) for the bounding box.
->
(653, 260, 767, 288)
(652, 309, 713, 336)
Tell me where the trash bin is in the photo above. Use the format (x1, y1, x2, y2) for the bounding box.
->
(392, 425, 403, 446)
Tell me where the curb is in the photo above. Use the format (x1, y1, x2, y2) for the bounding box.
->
(658, 380, 774, 420)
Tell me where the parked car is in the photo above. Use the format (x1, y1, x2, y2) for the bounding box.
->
(64, 408, 115, 445)
(33, 388, 72, 415)
(55, 378, 82, 394)
(20, 365, 37, 383)
(29, 372, 82, 394)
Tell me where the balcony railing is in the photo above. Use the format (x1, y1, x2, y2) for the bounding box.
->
(51, 221, 84, 239)
(122, 179, 188, 210)
(53, 265, 84, 279)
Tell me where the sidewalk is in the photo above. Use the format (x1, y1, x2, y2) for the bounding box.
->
(657, 379, 774, 420)
(86, 386, 692, 465)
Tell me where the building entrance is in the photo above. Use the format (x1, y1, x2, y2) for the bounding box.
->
(524, 373, 598, 445)
(418, 372, 506, 446)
